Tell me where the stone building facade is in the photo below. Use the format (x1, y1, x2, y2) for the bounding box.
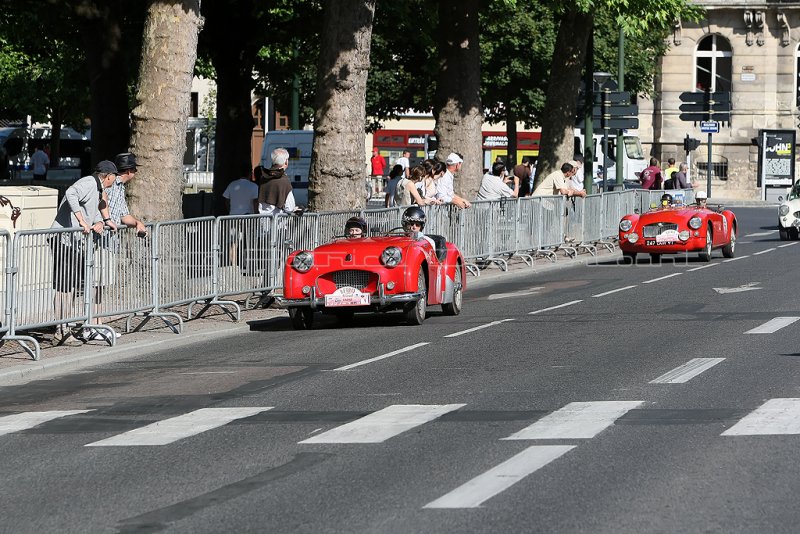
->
(639, 0, 800, 198)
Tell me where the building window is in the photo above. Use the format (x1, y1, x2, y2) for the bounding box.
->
(695, 35, 732, 92)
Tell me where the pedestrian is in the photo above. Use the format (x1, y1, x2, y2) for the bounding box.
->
(395, 165, 436, 207)
(476, 161, 519, 200)
(258, 147, 297, 215)
(30, 144, 50, 181)
(420, 159, 445, 204)
(50, 160, 119, 343)
(668, 162, 691, 190)
(384, 164, 404, 208)
(108, 153, 147, 235)
(223, 162, 259, 215)
(370, 147, 387, 194)
(569, 156, 585, 193)
(664, 157, 678, 183)
(395, 149, 411, 179)
(532, 162, 586, 198)
(640, 157, 663, 190)
(435, 153, 471, 209)
(514, 156, 534, 197)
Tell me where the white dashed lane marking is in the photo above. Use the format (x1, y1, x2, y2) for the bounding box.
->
(423, 445, 575, 509)
(528, 300, 582, 315)
(85, 408, 272, 446)
(299, 404, 464, 444)
(642, 273, 682, 284)
(744, 231, 777, 237)
(752, 248, 776, 256)
(722, 398, 800, 436)
(649, 358, 725, 384)
(687, 263, 720, 272)
(335, 343, 430, 370)
(502, 401, 643, 440)
(444, 319, 515, 338)
(745, 317, 800, 334)
(778, 242, 798, 248)
(0, 410, 93, 436)
(591, 285, 637, 298)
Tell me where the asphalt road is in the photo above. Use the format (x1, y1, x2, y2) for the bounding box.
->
(2, 207, 799, 534)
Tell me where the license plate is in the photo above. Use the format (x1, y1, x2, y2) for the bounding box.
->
(646, 240, 674, 246)
(324, 286, 370, 307)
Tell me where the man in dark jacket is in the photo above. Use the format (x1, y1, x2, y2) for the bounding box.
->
(258, 147, 295, 215)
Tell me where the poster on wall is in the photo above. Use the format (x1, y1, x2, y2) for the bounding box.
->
(758, 129, 796, 187)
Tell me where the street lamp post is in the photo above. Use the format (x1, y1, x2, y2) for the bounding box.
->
(593, 72, 612, 193)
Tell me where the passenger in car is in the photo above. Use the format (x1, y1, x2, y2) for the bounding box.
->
(344, 216, 368, 238)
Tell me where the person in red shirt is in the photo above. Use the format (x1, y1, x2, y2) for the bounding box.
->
(639, 157, 663, 190)
(370, 147, 387, 196)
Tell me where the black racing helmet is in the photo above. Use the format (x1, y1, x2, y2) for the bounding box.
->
(344, 216, 368, 235)
(114, 152, 138, 172)
(402, 206, 426, 231)
(660, 193, 673, 206)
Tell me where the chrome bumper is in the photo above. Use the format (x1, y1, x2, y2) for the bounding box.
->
(276, 284, 423, 310)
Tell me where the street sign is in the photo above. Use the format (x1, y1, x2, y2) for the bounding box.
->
(604, 91, 631, 104)
(592, 105, 638, 116)
(598, 118, 639, 130)
(700, 121, 720, 133)
(679, 91, 730, 104)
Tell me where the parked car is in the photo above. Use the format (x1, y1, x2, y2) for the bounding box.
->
(618, 195, 737, 263)
(277, 224, 466, 329)
(777, 182, 800, 240)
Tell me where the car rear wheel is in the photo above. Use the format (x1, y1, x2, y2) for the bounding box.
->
(698, 226, 712, 262)
(722, 229, 736, 258)
(441, 266, 463, 316)
(622, 252, 636, 265)
(779, 225, 789, 241)
(791, 228, 800, 240)
(405, 269, 427, 325)
(289, 307, 314, 330)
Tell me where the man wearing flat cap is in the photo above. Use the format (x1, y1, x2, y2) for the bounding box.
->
(107, 152, 147, 237)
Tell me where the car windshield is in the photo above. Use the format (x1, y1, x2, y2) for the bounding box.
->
(624, 137, 645, 160)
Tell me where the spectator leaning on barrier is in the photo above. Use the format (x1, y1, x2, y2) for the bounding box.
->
(50, 160, 119, 343)
(476, 161, 519, 200)
(514, 156, 534, 197)
(532, 162, 586, 198)
(259, 147, 297, 215)
(568, 157, 585, 193)
(435, 153, 471, 209)
(109, 153, 147, 235)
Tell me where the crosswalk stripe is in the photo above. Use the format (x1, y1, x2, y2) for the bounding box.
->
(722, 398, 800, 436)
(0, 410, 93, 436)
(85, 407, 272, 447)
(423, 445, 575, 509)
(502, 401, 643, 440)
(649, 358, 725, 384)
(299, 404, 465, 444)
(745, 317, 800, 334)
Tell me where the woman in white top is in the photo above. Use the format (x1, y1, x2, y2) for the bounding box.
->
(396, 165, 440, 206)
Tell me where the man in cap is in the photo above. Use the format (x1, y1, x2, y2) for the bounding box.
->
(108, 152, 147, 237)
(435, 152, 472, 209)
(695, 190, 708, 208)
(50, 160, 120, 343)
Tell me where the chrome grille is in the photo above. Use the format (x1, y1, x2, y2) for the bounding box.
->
(332, 270, 370, 290)
(643, 223, 678, 238)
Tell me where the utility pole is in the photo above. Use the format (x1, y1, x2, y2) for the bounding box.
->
(615, 25, 625, 187)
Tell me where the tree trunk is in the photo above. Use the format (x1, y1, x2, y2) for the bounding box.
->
(433, 0, 482, 200)
(533, 10, 592, 189)
(308, 0, 376, 212)
(128, 0, 202, 221)
(80, 9, 132, 166)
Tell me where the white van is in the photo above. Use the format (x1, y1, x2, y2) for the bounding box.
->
(574, 130, 647, 187)
(260, 130, 313, 206)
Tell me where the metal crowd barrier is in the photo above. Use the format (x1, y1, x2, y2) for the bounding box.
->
(1, 189, 653, 361)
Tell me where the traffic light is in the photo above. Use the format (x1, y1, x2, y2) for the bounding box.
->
(683, 135, 701, 152)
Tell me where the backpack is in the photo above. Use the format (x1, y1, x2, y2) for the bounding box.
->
(394, 177, 409, 206)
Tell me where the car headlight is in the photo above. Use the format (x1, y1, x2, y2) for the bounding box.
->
(627, 232, 639, 243)
(619, 219, 633, 232)
(779, 205, 790, 216)
(380, 246, 402, 267)
(688, 216, 702, 230)
(678, 230, 690, 241)
(291, 251, 313, 273)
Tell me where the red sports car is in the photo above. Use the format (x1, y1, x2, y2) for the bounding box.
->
(618, 200, 737, 263)
(277, 228, 466, 329)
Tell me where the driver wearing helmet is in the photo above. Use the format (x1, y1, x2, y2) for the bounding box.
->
(695, 190, 708, 208)
(344, 216, 368, 238)
(660, 193, 673, 207)
(401, 206, 436, 249)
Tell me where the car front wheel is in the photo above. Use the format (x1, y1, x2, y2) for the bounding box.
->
(442, 265, 463, 316)
(722, 229, 736, 258)
(405, 269, 427, 325)
(289, 307, 314, 330)
(698, 226, 712, 262)
(779, 225, 789, 241)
